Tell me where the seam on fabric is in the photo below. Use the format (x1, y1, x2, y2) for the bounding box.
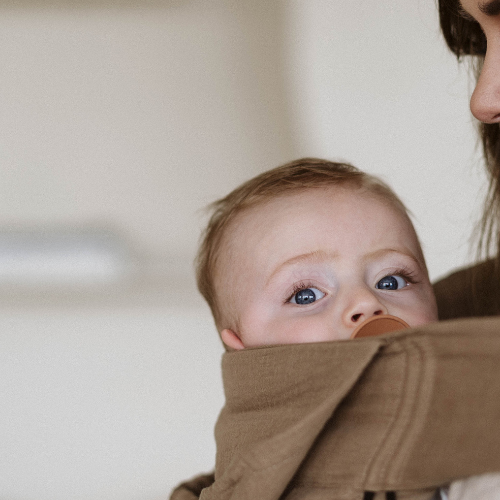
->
(366, 338, 436, 488)
(376, 341, 420, 482)
(361, 347, 410, 489)
(385, 339, 435, 483)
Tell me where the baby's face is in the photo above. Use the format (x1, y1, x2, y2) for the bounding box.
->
(217, 187, 438, 350)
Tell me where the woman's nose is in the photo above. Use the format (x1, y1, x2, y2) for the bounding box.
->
(342, 288, 387, 328)
(470, 46, 500, 123)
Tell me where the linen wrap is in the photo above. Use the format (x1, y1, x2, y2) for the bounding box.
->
(172, 318, 500, 499)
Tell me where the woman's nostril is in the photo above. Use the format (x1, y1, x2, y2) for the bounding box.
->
(374, 310, 383, 316)
(351, 313, 362, 322)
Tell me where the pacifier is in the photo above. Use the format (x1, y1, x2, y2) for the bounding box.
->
(350, 314, 409, 339)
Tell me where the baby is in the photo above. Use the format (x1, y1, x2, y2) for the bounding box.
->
(196, 157, 438, 350)
(174, 158, 498, 500)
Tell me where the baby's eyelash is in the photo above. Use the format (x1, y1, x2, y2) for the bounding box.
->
(391, 266, 420, 285)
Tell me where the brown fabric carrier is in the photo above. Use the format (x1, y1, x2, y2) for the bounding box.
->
(172, 318, 500, 500)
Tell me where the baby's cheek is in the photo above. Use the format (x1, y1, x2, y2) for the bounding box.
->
(278, 316, 335, 344)
(384, 288, 437, 327)
(417, 287, 439, 323)
(406, 300, 439, 327)
(239, 308, 295, 346)
(253, 316, 306, 345)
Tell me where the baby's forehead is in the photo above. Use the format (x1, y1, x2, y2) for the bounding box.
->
(219, 185, 416, 260)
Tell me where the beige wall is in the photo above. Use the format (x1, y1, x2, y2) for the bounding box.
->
(0, 1, 295, 261)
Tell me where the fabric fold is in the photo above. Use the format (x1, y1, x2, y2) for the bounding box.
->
(172, 317, 500, 500)
(201, 340, 384, 500)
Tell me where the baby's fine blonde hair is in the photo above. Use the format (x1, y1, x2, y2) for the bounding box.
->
(196, 157, 417, 330)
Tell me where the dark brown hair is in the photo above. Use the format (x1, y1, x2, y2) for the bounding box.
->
(439, 0, 486, 57)
(439, 0, 500, 267)
(195, 157, 418, 330)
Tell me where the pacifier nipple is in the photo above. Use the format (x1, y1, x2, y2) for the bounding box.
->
(350, 314, 409, 339)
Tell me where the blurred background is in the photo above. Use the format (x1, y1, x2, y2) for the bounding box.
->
(0, 1, 484, 499)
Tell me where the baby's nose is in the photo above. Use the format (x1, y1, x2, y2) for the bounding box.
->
(342, 289, 387, 327)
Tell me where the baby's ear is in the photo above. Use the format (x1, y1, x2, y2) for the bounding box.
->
(221, 329, 245, 350)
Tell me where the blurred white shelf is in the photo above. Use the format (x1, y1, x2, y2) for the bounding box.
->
(0, 229, 130, 286)
(0, 228, 202, 309)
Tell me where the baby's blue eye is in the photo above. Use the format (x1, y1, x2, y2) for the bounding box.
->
(290, 287, 325, 305)
(376, 275, 407, 290)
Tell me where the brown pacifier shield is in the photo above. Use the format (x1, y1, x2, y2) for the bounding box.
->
(350, 314, 409, 339)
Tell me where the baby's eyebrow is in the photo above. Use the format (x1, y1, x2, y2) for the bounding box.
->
(266, 248, 423, 286)
(363, 248, 422, 267)
(266, 250, 338, 285)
